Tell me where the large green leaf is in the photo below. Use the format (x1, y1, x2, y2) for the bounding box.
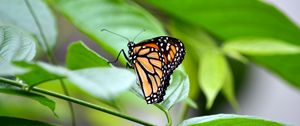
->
(0, 88, 56, 116)
(0, 0, 57, 51)
(178, 114, 285, 126)
(50, 0, 165, 64)
(18, 62, 135, 100)
(1, 61, 135, 100)
(0, 25, 36, 65)
(131, 70, 189, 110)
(66, 41, 110, 70)
(146, 0, 300, 89)
(0, 116, 55, 126)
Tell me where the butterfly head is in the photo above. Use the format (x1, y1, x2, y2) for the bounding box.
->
(127, 41, 135, 48)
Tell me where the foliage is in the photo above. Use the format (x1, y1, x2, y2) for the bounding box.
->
(0, 0, 299, 125)
(178, 114, 286, 126)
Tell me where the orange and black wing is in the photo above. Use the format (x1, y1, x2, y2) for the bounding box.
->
(132, 36, 185, 104)
(131, 45, 165, 103)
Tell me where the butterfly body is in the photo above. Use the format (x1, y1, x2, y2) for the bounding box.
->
(127, 36, 185, 104)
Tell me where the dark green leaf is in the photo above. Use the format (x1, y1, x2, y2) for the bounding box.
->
(0, 116, 55, 126)
(50, 0, 165, 64)
(178, 114, 286, 126)
(66, 41, 110, 70)
(0, 25, 36, 65)
(146, 0, 300, 89)
(0, 0, 57, 51)
(0, 89, 56, 116)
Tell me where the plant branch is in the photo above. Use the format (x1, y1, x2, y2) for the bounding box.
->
(155, 104, 172, 126)
(24, 1, 76, 126)
(0, 77, 155, 126)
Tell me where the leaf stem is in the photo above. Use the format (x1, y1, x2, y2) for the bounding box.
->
(0, 77, 155, 126)
(24, 1, 76, 126)
(155, 104, 172, 126)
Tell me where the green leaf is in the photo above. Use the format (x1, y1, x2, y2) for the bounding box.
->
(131, 70, 189, 110)
(169, 22, 228, 109)
(19, 62, 135, 100)
(223, 38, 300, 56)
(0, 63, 28, 76)
(0, 89, 56, 116)
(0, 116, 55, 126)
(146, 0, 300, 43)
(182, 43, 201, 99)
(146, 0, 300, 89)
(3, 61, 135, 100)
(66, 41, 110, 70)
(222, 61, 238, 110)
(168, 21, 217, 101)
(70, 68, 135, 100)
(0, 25, 36, 65)
(224, 51, 249, 64)
(178, 114, 286, 126)
(0, 0, 57, 51)
(50, 0, 165, 64)
(15, 62, 62, 86)
(199, 49, 227, 109)
(160, 70, 189, 110)
(184, 97, 198, 109)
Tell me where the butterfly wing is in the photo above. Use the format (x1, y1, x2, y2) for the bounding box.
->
(132, 46, 165, 103)
(132, 36, 185, 104)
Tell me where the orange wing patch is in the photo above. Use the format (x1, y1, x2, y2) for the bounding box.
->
(135, 62, 152, 97)
(150, 59, 162, 68)
(143, 43, 159, 50)
(148, 52, 159, 59)
(166, 45, 177, 63)
(137, 57, 155, 74)
(149, 75, 158, 93)
(134, 46, 142, 54)
(138, 48, 150, 55)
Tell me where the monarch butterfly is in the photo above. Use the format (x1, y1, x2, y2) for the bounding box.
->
(103, 29, 185, 104)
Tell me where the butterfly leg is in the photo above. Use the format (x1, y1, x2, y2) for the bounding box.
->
(108, 49, 130, 64)
(126, 63, 133, 69)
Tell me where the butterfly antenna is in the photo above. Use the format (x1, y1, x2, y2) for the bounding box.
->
(101, 29, 130, 42)
(132, 29, 146, 42)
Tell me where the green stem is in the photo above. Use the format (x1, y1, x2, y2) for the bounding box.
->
(155, 104, 172, 126)
(59, 79, 76, 125)
(24, 1, 76, 126)
(0, 77, 155, 126)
